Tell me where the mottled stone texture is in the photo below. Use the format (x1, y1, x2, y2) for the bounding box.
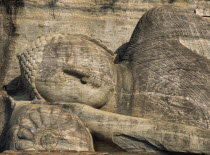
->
(0, 91, 7, 148)
(5, 102, 94, 151)
(196, 1, 210, 17)
(0, 91, 13, 151)
(0, 3, 9, 88)
(0, 0, 209, 86)
(122, 5, 210, 129)
(17, 34, 116, 108)
(2, 1, 210, 155)
(57, 102, 210, 154)
(1, 150, 158, 155)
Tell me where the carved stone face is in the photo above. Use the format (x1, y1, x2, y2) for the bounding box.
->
(19, 34, 117, 108)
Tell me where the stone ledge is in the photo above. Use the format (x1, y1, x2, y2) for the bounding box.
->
(2, 151, 159, 155)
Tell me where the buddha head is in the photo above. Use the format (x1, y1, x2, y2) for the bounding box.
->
(17, 34, 117, 108)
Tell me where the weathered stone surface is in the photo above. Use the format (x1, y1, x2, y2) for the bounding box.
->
(6, 103, 94, 151)
(196, 1, 210, 17)
(0, 3, 10, 88)
(1, 150, 158, 155)
(0, 91, 13, 151)
(1, 0, 210, 85)
(17, 34, 116, 108)
(11, 5, 210, 154)
(54, 102, 210, 154)
(120, 5, 210, 130)
(2, 1, 210, 154)
(0, 91, 7, 140)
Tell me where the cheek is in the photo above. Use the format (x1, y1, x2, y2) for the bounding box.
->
(35, 70, 113, 104)
(35, 75, 100, 103)
(87, 85, 114, 107)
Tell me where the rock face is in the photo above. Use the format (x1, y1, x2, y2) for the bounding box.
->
(2, 0, 210, 154)
(0, 91, 13, 151)
(10, 5, 210, 154)
(1, 0, 210, 86)
(0, 4, 10, 88)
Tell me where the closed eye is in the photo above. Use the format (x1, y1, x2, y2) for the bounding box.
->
(63, 65, 91, 85)
(63, 64, 102, 87)
(63, 69, 85, 79)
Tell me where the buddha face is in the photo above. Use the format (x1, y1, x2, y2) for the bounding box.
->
(30, 35, 117, 108)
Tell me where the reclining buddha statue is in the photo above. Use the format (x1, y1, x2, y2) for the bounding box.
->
(3, 5, 210, 154)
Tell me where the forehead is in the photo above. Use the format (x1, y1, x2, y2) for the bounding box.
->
(37, 36, 115, 80)
(41, 37, 113, 65)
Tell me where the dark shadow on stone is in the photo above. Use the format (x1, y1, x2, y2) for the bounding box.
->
(169, 0, 175, 4)
(114, 42, 129, 64)
(93, 135, 125, 152)
(3, 76, 29, 101)
(2, 0, 24, 35)
(100, 0, 119, 10)
(48, 0, 58, 8)
(0, 96, 13, 152)
(4, 76, 23, 96)
(48, 0, 58, 18)
(2, 0, 24, 15)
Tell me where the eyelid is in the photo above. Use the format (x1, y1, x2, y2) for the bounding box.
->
(63, 64, 102, 88)
(63, 64, 91, 77)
